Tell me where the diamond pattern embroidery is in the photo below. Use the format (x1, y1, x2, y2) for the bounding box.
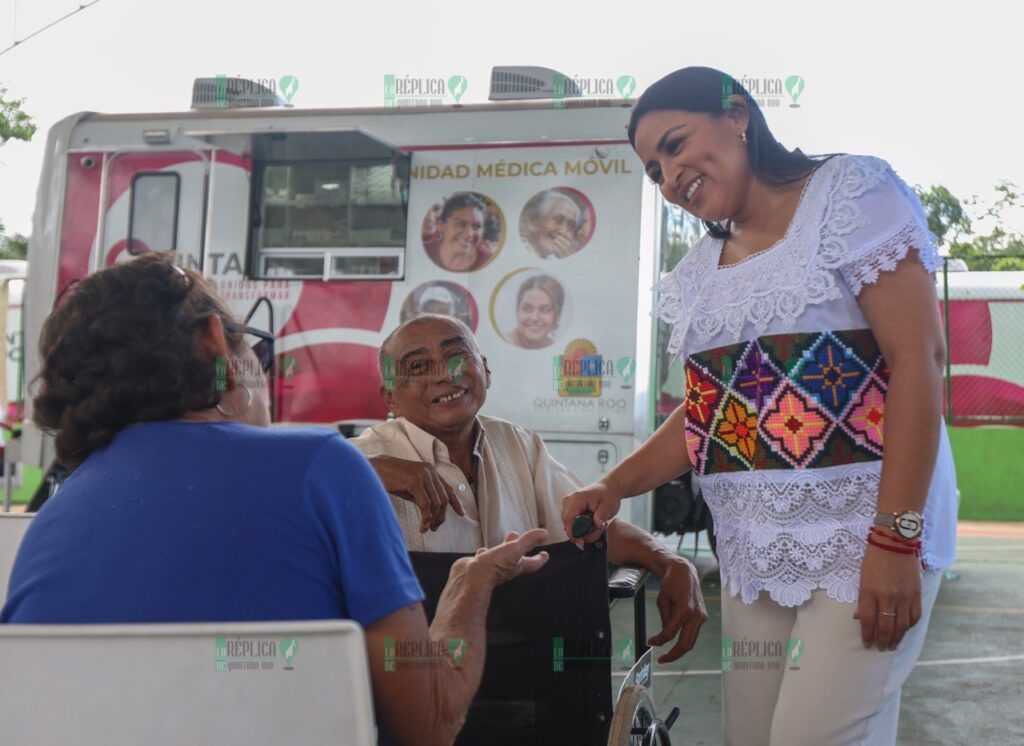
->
(683, 361, 724, 432)
(685, 329, 886, 474)
(843, 378, 886, 453)
(733, 342, 781, 410)
(796, 334, 868, 415)
(712, 394, 759, 467)
(761, 382, 832, 466)
(685, 423, 708, 474)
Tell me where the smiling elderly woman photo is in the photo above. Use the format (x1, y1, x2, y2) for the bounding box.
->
(519, 188, 592, 260)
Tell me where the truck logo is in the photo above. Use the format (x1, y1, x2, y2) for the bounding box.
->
(554, 339, 602, 398)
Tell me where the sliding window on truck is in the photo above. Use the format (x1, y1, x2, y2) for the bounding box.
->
(248, 131, 410, 280)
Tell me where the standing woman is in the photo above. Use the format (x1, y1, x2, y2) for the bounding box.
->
(562, 67, 957, 745)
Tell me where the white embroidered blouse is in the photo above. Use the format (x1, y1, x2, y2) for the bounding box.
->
(654, 154, 958, 607)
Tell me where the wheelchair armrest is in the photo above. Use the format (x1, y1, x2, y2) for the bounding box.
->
(608, 565, 650, 600)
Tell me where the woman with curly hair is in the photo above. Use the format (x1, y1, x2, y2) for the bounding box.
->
(1, 253, 550, 746)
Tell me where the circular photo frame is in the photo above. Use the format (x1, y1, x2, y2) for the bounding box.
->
(400, 280, 479, 331)
(518, 186, 596, 260)
(490, 268, 572, 350)
(422, 192, 506, 272)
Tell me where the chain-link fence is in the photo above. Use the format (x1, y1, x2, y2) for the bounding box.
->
(940, 257, 1024, 425)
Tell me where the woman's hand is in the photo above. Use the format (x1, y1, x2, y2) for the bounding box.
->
(561, 482, 623, 547)
(855, 541, 922, 651)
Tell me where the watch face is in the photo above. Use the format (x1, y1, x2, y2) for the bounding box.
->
(896, 513, 923, 539)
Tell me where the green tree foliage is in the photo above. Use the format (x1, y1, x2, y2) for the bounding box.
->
(0, 86, 37, 144)
(914, 181, 1024, 270)
(1, 87, 35, 260)
(0, 219, 29, 260)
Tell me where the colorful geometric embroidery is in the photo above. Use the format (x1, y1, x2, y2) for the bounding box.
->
(734, 343, 781, 410)
(712, 394, 759, 466)
(795, 334, 868, 415)
(684, 328, 889, 475)
(843, 378, 886, 453)
(685, 423, 708, 473)
(760, 382, 832, 466)
(684, 363, 723, 433)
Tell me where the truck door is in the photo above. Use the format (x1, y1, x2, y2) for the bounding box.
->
(97, 150, 210, 272)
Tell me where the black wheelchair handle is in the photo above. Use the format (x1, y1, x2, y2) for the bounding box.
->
(664, 706, 680, 731)
(571, 510, 595, 539)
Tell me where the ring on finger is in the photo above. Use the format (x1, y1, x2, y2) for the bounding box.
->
(878, 610, 896, 617)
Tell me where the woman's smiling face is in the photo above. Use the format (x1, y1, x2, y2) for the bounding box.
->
(438, 206, 484, 270)
(632, 107, 751, 222)
(516, 288, 558, 344)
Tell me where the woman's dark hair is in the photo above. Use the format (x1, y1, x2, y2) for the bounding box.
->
(627, 66, 837, 238)
(32, 253, 244, 467)
(439, 192, 486, 221)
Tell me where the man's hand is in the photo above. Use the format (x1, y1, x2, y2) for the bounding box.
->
(369, 455, 465, 533)
(648, 557, 708, 663)
(453, 529, 551, 588)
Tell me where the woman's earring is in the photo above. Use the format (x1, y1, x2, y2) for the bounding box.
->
(740, 131, 748, 145)
(216, 383, 252, 418)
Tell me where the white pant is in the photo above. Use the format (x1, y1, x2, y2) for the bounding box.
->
(720, 570, 942, 746)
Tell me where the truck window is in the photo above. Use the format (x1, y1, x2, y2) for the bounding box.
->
(127, 173, 180, 253)
(653, 199, 703, 426)
(251, 156, 407, 280)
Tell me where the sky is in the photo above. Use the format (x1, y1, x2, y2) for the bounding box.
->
(0, 0, 1021, 238)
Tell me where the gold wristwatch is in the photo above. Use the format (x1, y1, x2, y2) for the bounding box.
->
(873, 510, 924, 540)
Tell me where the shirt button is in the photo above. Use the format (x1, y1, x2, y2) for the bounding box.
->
(459, 484, 467, 492)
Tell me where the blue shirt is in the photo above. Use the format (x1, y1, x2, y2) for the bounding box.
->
(1, 421, 424, 627)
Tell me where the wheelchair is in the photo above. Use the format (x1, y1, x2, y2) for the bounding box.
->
(409, 532, 679, 746)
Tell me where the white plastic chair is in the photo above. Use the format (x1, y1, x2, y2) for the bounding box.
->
(0, 620, 376, 746)
(0, 511, 32, 601)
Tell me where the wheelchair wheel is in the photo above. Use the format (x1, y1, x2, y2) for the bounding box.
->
(607, 684, 670, 746)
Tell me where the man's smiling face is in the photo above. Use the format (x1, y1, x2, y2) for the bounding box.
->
(380, 315, 490, 435)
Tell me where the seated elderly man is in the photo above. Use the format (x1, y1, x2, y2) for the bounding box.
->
(352, 314, 707, 663)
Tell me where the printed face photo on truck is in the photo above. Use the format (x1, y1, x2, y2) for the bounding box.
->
(421, 191, 506, 272)
(518, 187, 596, 260)
(490, 269, 571, 351)
(399, 281, 479, 331)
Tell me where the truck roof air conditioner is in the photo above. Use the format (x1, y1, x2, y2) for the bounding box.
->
(191, 77, 287, 110)
(488, 67, 582, 101)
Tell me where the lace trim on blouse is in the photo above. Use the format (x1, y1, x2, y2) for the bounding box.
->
(653, 155, 941, 357)
(701, 464, 880, 606)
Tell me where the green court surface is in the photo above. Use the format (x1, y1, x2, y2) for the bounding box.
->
(949, 427, 1024, 521)
(610, 524, 1024, 745)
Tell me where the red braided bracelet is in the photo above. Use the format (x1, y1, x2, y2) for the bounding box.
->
(866, 534, 921, 555)
(869, 526, 922, 548)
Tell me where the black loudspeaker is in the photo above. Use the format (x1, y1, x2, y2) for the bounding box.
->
(652, 472, 717, 557)
(653, 474, 697, 535)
